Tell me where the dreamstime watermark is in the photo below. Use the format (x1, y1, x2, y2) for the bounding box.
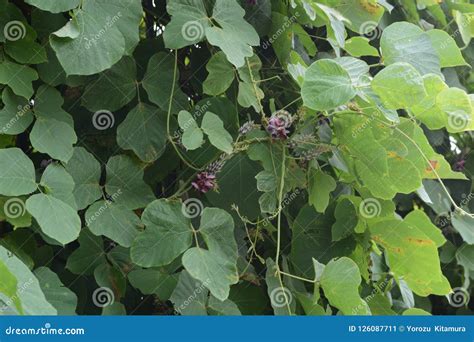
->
(447, 287, 470, 308)
(440, 15, 473, 49)
(181, 198, 204, 219)
(351, 112, 380, 138)
(270, 287, 293, 308)
(92, 287, 115, 308)
(1, 103, 32, 134)
(359, 21, 382, 41)
(174, 278, 211, 314)
(0, 278, 34, 314)
(262, 189, 301, 226)
(3, 20, 26, 41)
(5, 323, 85, 336)
(84, 12, 123, 49)
(85, 189, 122, 226)
(359, 198, 382, 219)
(3, 198, 26, 219)
(447, 111, 471, 131)
(262, 12, 300, 49)
(92, 110, 115, 130)
(436, 192, 473, 228)
(181, 20, 205, 42)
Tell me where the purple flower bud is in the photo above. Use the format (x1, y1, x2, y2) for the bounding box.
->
(192, 172, 217, 193)
(455, 159, 466, 171)
(266, 111, 292, 139)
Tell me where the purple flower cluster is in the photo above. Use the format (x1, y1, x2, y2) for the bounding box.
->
(192, 172, 217, 193)
(192, 154, 227, 193)
(266, 111, 292, 139)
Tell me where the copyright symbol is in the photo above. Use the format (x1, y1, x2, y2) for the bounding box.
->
(398, 325, 405, 332)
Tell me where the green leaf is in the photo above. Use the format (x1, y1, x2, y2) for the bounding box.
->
(50, 0, 142, 75)
(370, 214, 451, 296)
(308, 169, 336, 213)
(0, 148, 37, 196)
(105, 155, 155, 210)
(265, 258, 295, 315)
(117, 103, 167, 163)
(426, 29, 467, 68)
(34, 267, 78, 315)
(302, 59, 356, 111)
(163, 0, 209, 49)
(291, 205, 355, 278)
(320, 257, 370, 315)
(82, 57, 137, 112)
(170, 270, 208, 315)
(30, 116, 77, 163)
(237, 82, 264, 112)
(66, 229, 106, 275)
(205, 0, 260, 67)
(26, 194, 81, 245)
(203, 51, 235, 95)
(128, 269, 178, 300)
(177, 110, 204, 151)
(182, 208, 239, 301)
(131, 199, 193, 267)
(4, 40, 47, 64)
(0, 61, 38, 99)
(65, 147, 102, 210)
(343, 37, 379, 57)
(24, 0, 80, 13)
(372, 63, 427, 109)
(0, 259, 21, 314)
(380, 22, 440, 75)
(86, 201, 141, 248)
(452, 211, 474, 245)
(40, 163, 76, 209)
(201, 112, 233, 154)
(0, 246, 56, 315)
(208, 295, 242, 316)
(410, 74, 448, 130)
(0, 88, 34, 135)
(142, 52, 189, 114)
(332, 198, 358, 242)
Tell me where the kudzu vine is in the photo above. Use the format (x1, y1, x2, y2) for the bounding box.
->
(0, 0, 473, 316)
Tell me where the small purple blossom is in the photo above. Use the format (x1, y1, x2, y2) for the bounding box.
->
(246, 0, 257, 5)
(266, 111, 292, 139)
(192, 172, 217, 193)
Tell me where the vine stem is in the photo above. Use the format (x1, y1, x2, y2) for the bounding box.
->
(274, 146, 292, 315)
(166, 50, 201, 171)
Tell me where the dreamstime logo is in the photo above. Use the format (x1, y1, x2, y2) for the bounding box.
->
(175, 279, 210, 314)
(181, 21, 204, 42)
(0, 278, 34, 314)
(85, 189, 122, 226)
(3, 20, 26, 41)
(3, 198, 26, 219)
(359, 198, 381, 219)
(181, 198, 203, 219)
(262, 13, 300, 49)
(359, 21, 382, 41)
(270, 287, 293, 308)
(92, 287, 114, 308)
(92, 110, 115, 130)
(447, 111, 471, 131)
(448, 287, 470, 308)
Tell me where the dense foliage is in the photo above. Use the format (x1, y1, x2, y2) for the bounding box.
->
(0, 0, 473, 316)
